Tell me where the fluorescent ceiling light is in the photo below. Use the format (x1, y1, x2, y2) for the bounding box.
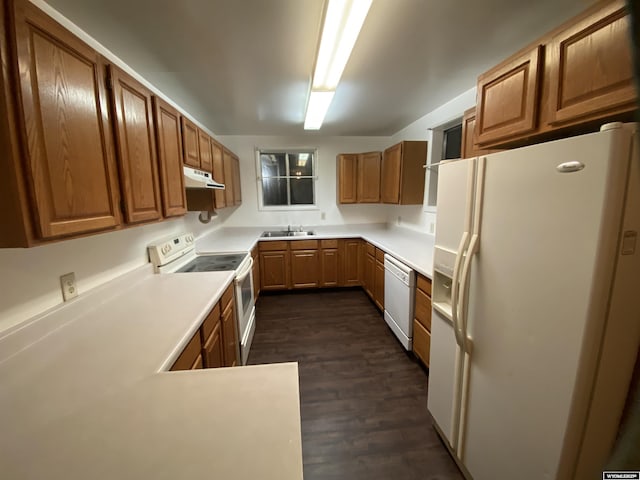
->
(313, 0, 372, 90)
(304, 91, 334, 130)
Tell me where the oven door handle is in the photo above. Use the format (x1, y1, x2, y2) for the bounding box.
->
(234, 256, 254, 283)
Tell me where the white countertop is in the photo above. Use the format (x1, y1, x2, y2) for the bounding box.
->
(197, 223, 435, 278)
(0, 266, 303, 480)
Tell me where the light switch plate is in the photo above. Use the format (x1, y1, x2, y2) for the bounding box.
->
(60, 272, 78, 301)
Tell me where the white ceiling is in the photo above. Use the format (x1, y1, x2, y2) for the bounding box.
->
(44, 0, 593, 136)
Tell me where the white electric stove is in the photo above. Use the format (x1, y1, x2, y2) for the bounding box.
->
(148, 233, 256, 365)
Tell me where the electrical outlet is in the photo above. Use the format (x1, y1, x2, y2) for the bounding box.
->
(60, 272, 78, 301)
(321, 211, 326, 220)
(429, 222, 436, 234)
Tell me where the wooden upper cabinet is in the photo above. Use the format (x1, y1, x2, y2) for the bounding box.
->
(461, 107, 496, 159)
(198, 130, 213, 172)
(475, 45, 542, 146)
(152, 96, 187, 217)
(108, 65, 162, 224)
(11, 0, 121, 239)
(381, 141, 427, 205)
(337, 154, 358, 204)
(547, 1, 634, 125)
(211, 139, 226, 208)
(181, 116, 200, 168)
(232, 153, 242, 205)
(357, 151, 381, 203)
(223, 148, 235, 206)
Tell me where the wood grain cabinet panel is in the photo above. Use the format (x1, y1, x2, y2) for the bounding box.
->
(381, 141, 427, 205)
(320, 248, 339, 287)
(337, 154, 358, 204)
(260, 250, 289, 290)
(413, 319, 431, 367)
(291, 249, 319, 289)
(211, 139, 226, 208)
(547, 1, 635, 125)
(171, 330, 202, 371)
(223, 148, 235, 206)
(374, 258, 385, 310)
(191, 354, 204, 370)
(475, 46, 542, 146)
(181, 116, 200, 168)
(108, 65, 162, 224)
(11, 0, 122, 239)
(202, 321, 223, 369)
(461, 107, 496, 159)
(232, 153, 242, 205)
(363, 252, 375, 299)
(198, 130, 213, 173)
(357, 151, 381, 203)
(340, 239, 361, 286)
(251, 246, 260, 299)
(415, 288, 432, 331)
(221, 301, 238, 367)
(152, 96, 187, 217)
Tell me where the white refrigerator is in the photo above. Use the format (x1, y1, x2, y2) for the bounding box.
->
(427, 122, 640, 480)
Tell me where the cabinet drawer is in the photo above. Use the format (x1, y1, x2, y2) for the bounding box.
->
(259, 240, 289, 251)
(171, 330, 201, 371)
(417, 274, 432, 296)
(320, 239, 338, 248)
(221, 283, 234, 309)
(415, 288, 432, 331)
(375, 248, 385, 263)
(413, 319, 431, 367)
(290, 239, 318, 250)
(201, 303, 221, 341)
(366, 242, 375, 257)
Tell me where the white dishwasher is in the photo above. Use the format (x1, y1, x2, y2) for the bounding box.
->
(383, 254, 415, 350)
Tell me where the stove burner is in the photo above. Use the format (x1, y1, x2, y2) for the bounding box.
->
(176, 253, 247, 273)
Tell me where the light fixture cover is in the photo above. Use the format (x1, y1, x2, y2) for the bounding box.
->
(304, 91, 335, 130)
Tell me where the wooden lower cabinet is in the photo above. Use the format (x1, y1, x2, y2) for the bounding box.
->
(320, 240, 339, 287)
(374, 258, 385, 310)
(202, 322, 223, 369)
(251, 246, 260, 300)
(260, 250, 290, 290)
(170, 330, 202, 371)
(363, 251, 375, 299)
(412, 320, 431, 367)
(413, 274, 433, 367)
(340, 239, 361, 286)
(290, 249, 319, 289)
(221, 300, 238, 367)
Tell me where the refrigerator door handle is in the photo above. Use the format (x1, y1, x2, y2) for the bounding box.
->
(450, 231, 468, 347)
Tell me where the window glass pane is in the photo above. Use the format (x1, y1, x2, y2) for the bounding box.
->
(262, 178, 288, 205)
(289, 178, 314, 205)
(261, 153, 286, 177)
(287, 152, 313, 177)
(442, 124, 462, 160)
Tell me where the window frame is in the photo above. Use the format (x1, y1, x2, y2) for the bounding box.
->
(255, 148, 319, 211)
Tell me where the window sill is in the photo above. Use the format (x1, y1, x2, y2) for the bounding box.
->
(258, 205, 320, 212)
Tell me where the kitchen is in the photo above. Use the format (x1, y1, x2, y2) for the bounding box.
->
(0, 0, 638, 479)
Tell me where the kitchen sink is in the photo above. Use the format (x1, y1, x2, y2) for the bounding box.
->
(261, 230, 315, 237)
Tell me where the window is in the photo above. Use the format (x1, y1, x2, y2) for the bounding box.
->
(442, 124, 462, 160)
(425, 119, 462, 210)
(257, 150, 317, 209)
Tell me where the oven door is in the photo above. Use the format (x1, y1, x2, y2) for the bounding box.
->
(234, 257, 256, 364)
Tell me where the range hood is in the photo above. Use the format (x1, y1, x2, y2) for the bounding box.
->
(183, 166, 225, 190)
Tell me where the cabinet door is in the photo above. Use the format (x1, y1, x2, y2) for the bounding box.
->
(320, 248, 339, 287)
(13, 0, 121, 239)
(340, 239, 361, 287)
(170, 330, 201, 371)
(260, 251, 289, 290)
(221, 302, 238, 367)
(291, 249, 319, 289)
(198, 130, 213, 172)
(152, 97, 187, 217)
(211, 139, 226, 208)
(232, 154, 242, 205)
(203, 321, 223, 369)
(415, 287, 432, 331)
(461, 107, 495, 159)
(475, 46, 542, 146)
(223, 148, 235, 206)
(108, 65, 162, 224)
(191, 354, 203, 370)
(374, 259, 385, 310)
(412, 319, 431, 367)
(364, 253, 375, 299)
(337, 154, 358, 203)
(357, 151, 381, 203)
(381, 143, 402, 203)
(181, 117, 200, 168)
(547, 1, 634, 125)
(251, 247, 260, 299)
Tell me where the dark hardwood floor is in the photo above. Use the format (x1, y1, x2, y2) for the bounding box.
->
(248, 289, 464, 480)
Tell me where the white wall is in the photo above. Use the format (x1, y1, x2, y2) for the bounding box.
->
(217, 135, 394, 228)
(387, 87, 477, 234)
(0, 214, 220, 334)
